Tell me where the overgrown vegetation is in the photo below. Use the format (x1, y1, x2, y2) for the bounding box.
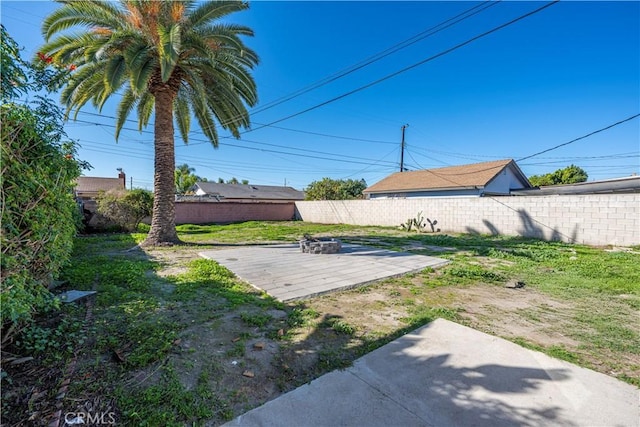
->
(0, 25, 88, 336)
(96, 188, 154, 232)
(2, 221, 638, 426)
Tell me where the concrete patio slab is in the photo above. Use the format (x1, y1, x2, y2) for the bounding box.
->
(199, 243, 449, 301)
(224, 319, 640, 427)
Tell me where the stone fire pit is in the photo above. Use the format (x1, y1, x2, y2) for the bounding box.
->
(299, 235, 342, 254)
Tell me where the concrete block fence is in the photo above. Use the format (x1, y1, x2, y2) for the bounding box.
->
(294, 194, 640, 247)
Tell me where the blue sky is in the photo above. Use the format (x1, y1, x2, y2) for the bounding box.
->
(2, 1, 639, 190)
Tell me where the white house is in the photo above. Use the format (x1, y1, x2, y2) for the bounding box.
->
(364, 159, 532, 199)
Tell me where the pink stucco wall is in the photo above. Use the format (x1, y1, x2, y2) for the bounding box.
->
(174, 201, 295, 224)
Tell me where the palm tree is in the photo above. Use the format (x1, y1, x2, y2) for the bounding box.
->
(175, 163, 204, 194)
(40, 0, 258, 246)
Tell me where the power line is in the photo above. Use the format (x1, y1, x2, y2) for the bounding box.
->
(521, 156, 639, 166)
(405, 149, 426, 170)
(342, 147, 400, 179)
(68, 116, 402, 167)
(250, 1, 559, 131)
(517, 114, 640, 162)
(229, 122, 397, 145)
(80, 138, 380, 175)
(59, 2, 499, 144)
(73, 107, 398, 146)
(24, 102, 640, 178)
(525, 152, 639, 160)
(53, 0, 587, 169)
(406, 148, 452, 167)
(241, 1, 500, 120)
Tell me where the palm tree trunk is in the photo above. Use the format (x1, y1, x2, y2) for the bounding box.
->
(142, 88, 181, 246)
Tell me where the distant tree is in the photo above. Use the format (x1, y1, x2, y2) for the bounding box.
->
(305, 178, 367, 200)
(216, 177, 247, 184)
(529, 165, 588, 187)
(175, 163, 207, 194)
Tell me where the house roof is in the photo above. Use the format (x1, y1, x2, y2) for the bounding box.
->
(364, 159, 530, 194)
(76, 177, 125, 194)
(194, 182, 305, 200)
(511, 175, 640, 195)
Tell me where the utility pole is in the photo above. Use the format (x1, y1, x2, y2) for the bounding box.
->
(400, 124, 409, 172)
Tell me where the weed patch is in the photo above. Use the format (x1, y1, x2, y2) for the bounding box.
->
(4, 221, 639, 427)
(323, 317, 356, 335)
(445, 264, 505, 283)
(116, 365, 225, 426)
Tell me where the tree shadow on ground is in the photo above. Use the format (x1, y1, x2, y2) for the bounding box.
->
(256, 314, 578, 427)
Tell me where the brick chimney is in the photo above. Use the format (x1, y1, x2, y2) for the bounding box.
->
(117, 169, 126, 189)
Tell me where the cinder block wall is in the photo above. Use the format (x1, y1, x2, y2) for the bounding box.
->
(294, 195, 640, 246)
(175, 202, 295, 224)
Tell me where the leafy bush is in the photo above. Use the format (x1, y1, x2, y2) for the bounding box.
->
(305, 178, 367, 200)
(96, 189, 154, 232)
(0, 25, 87, 336)
(0, 101, 83, 329)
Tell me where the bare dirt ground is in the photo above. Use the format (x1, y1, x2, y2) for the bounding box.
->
(4, 243, 636, 426)
(128, 246, 637, 425)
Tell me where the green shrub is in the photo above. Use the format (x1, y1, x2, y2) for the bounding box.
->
(0, 25, 86, 334)
(96, 188, 154, 232)
(0, 102, 84, 328)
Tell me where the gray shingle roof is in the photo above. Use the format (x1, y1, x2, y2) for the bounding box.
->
(194, 182, 304, 201)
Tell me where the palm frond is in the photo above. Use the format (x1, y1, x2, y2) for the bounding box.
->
(174, 89, 191, 144)
(60, 63, 104, 117)
(115, 87, 139, 141)
(105, 55, 127, 92)
(130, 55, 156, 95)
(136, 91, 154, 130)
(42, 0, 125, 41)
(157, 23, 181, 83)
(183, 69, 218, 146)
(185, 0, 248, 29)
(43, 0, 258, 150)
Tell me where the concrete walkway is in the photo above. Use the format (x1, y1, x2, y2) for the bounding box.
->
(199, 244, 448, 301)
(224, 319, 639, 427)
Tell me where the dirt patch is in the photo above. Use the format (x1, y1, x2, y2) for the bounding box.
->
(148, 247, 206, 277)
(306, 280, 580, 349)
(5, 241, 637, 426)
(449, 285, 579, 348)
(152, 246, 637, 388)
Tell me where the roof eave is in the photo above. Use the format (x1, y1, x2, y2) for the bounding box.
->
(364, 185, 481, 194)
